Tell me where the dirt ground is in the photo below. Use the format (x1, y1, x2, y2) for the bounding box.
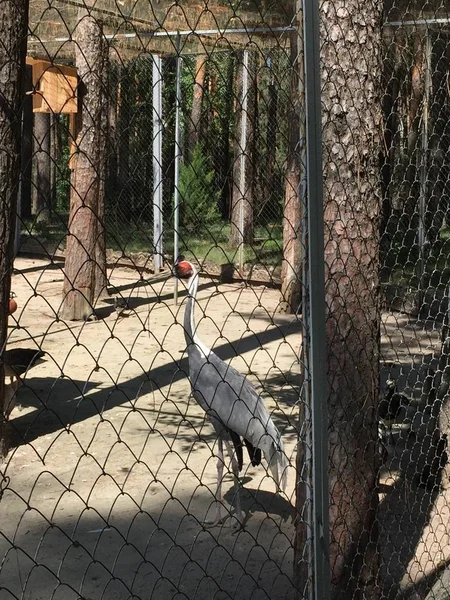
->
(3, 257, 450, 599)
(0, 257, 301, 600)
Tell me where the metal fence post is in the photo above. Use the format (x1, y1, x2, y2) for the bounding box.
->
(173, 35, 182, 304)
(152, 54, 163, 273)
(238, 49, 249, 273)
(302, 0, 330, 596)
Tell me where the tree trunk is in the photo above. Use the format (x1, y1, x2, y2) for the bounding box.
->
(60, 10, 108, 321)
(117, 65, 131, 219)
(95, 71, 108, 300)
(32, 112, 51, 223)
(106, 63, 118, 211)
(0, 0, 28, 454)
(321, 0, 382, 596)
(20, 64, 33, 220)
(188, 55, 207, 155)
(265, 79, 278, 207)
(279, 31, 303, 314)
(229, 51, 257, 246)
(220, 55, 235, 217)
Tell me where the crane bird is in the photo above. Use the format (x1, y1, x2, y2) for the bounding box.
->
(173, 257, 288, 528)
(379, 379, 411, 445)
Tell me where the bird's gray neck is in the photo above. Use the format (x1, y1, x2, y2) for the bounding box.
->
(184, 273, 198, 347)
(184, 272, 209, 358)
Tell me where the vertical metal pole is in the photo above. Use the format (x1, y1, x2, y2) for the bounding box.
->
(418, 33, 431, 298)
(153, 55, 163, 272)
(238, 50, 249, 272)
(303, 0, 330, 597)
(296, 2, 315, 593)
(173, 36, 182, 305)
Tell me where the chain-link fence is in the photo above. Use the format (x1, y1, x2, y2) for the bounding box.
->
(1, 3, 303, 600)
(379, 7, 450, 599)
(3, 0, 450, 599)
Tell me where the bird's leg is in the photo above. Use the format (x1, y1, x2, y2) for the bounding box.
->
(203, 438, 227, 527)
(224, 440, 244, 529)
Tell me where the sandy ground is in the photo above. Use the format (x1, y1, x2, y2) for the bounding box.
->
(0, 257, 301, 600)
(3, 257, 450, 599)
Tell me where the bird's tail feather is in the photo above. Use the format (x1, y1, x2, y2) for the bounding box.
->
(267, 437, 288, 493)
(244, 439, 262, 467)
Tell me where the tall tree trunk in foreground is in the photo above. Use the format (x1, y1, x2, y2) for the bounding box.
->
(0, 0, 28, 453)
(61, 9, 108, 320)
(321, 0, 383, 596)
(279, 30, 303, 314)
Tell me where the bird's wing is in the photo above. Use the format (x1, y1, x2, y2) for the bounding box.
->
(190, 350, 277, 443)
(3, 349, 46, 376)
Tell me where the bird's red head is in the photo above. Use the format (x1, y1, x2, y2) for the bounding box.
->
(174, 257, 195, 279)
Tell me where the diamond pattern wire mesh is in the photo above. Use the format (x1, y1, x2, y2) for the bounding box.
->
(4, 0, 450, 598)
(379, 7, 450, 598)
(1, 2, 303, 600)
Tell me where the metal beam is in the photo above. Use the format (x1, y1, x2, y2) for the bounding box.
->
(152, 55, 163, 272)
(302, 0, 330, 596)
(238, 49, 249, 273)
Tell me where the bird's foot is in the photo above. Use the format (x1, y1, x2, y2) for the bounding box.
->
(203, 512, 229, 528)
(229, 511, 245, 532)
(203, 505, 245, 530)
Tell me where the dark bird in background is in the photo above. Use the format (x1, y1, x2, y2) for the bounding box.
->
(114, 296, 130, 319)
(3, 348, 47, 385)
(1, 348, 47, 418)
(174, 257, 287, 528)
(379, 379, 412, 445)
(8, 292, 17, 316)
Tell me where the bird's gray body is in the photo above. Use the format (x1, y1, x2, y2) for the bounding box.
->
(182, 277, 287, 489)
(189, 344, 279, 452)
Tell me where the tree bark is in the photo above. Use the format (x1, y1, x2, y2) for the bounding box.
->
(0, 0, 28, 453)
(49, 114, 59, 214)
(117, 65, 131, 219)
(32, 112, 51, 223)
(265, 79, 278, 207)
(20, 64, 33, 220)
(60, 10, 108, 321)
(220, 56, 235, 217)
(321, 0, 382, 597)
(229, 51, 257, 247)
(106, 63, 118, 210)
(279, 31, 303, 314)
(188, 55, 207, 156)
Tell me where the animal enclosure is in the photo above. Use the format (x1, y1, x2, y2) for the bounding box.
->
(2, 0, 450, 599)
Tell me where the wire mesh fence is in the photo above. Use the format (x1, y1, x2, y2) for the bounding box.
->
(379, 9, 450, 600)
(1, 2, 304, 600)
(3, 0, 450, 599)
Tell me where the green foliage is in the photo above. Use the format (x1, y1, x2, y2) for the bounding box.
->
(178, 143, 221, 233)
